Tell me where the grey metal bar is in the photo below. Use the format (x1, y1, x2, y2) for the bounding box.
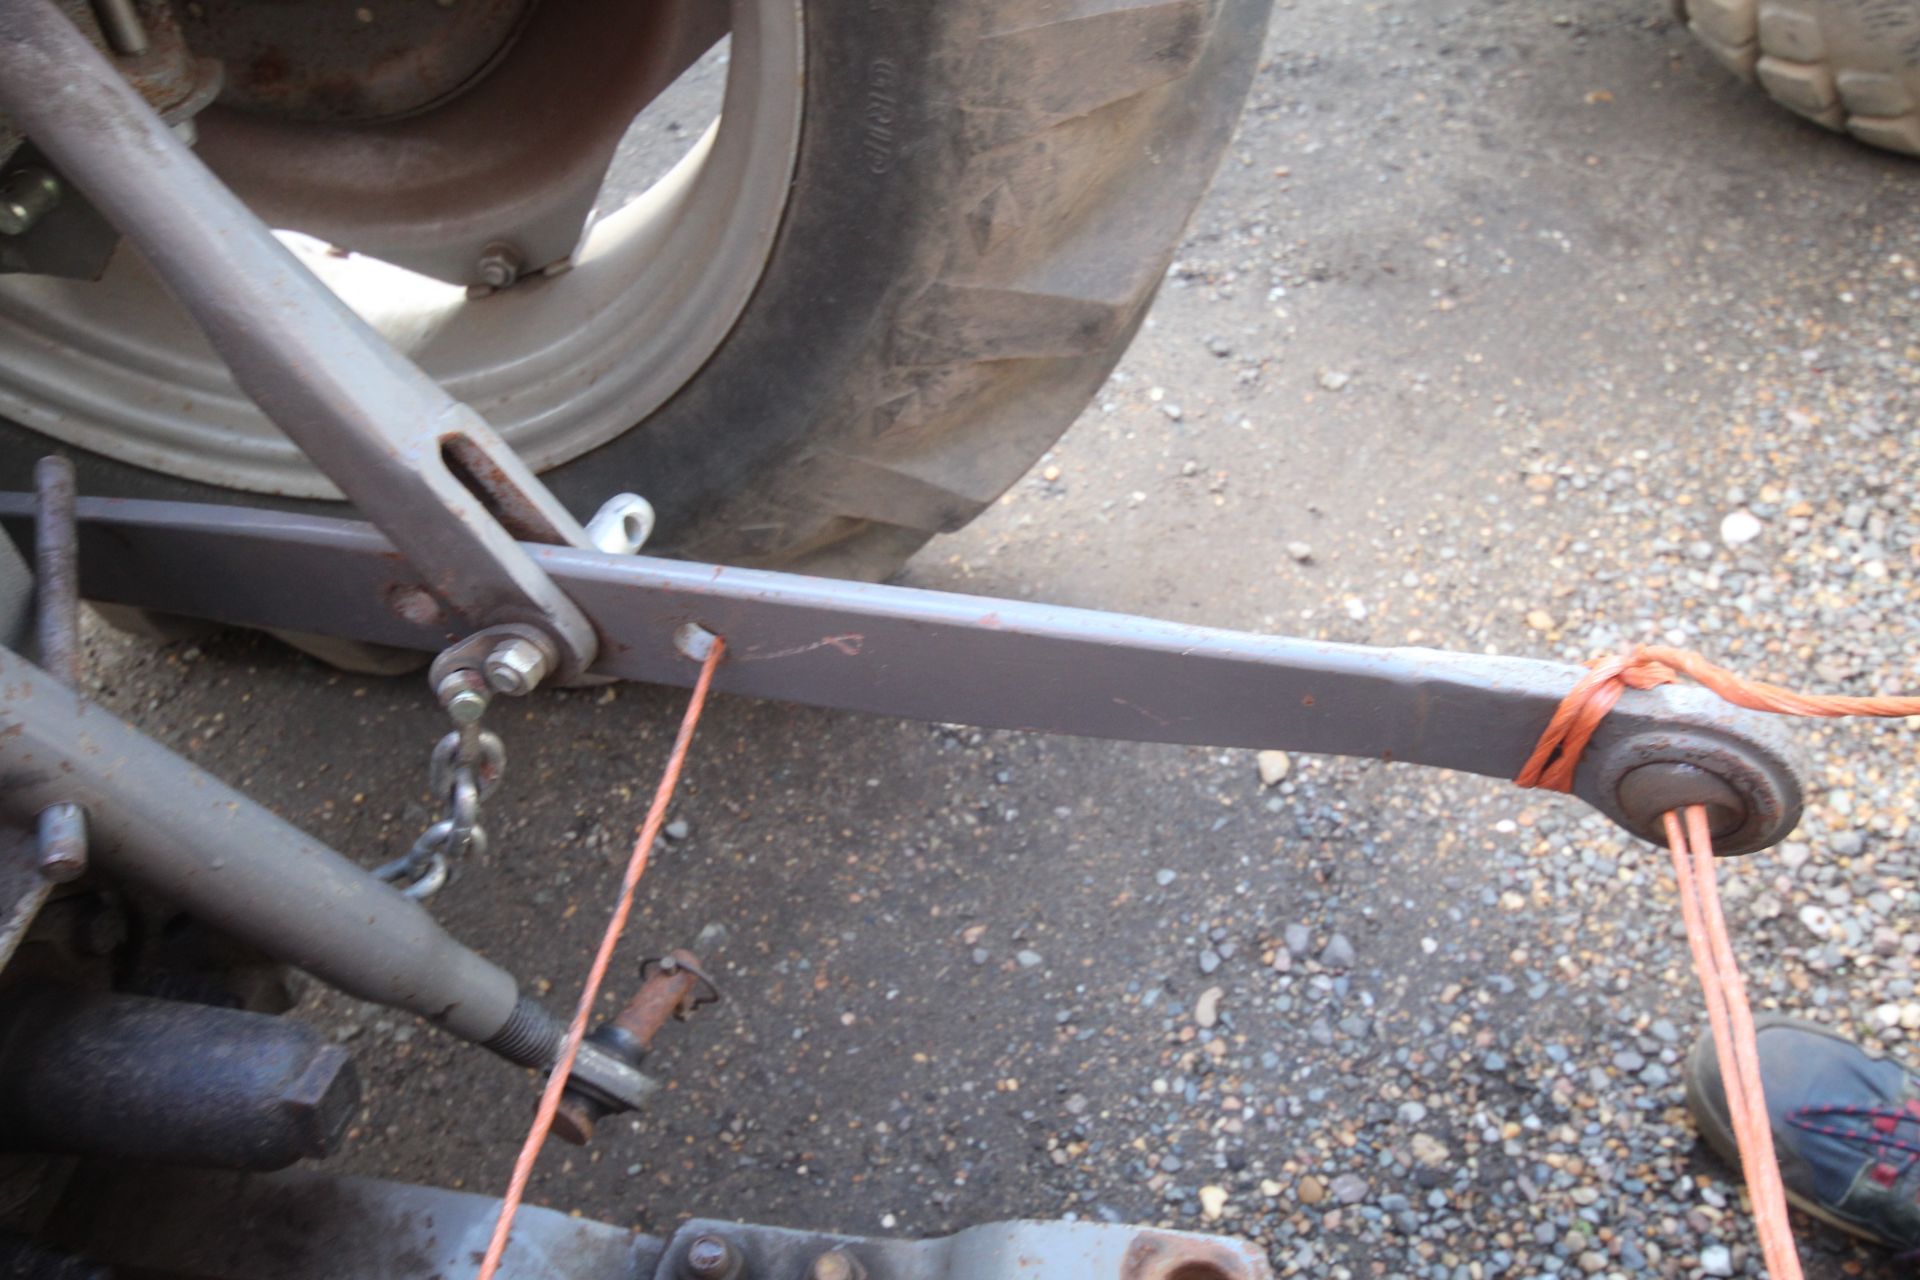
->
(0, 0, 599, 679)
(30, 455, 87, 882)
(0, 826, 50, 972)
(0, 495, 1806, 855)
(32, 455, 76, 685)
(0, 643, 521, 1044)
(87, 0, 147, 56)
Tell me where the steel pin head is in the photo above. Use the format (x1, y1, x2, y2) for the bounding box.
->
(809, 1249, 865, 1280)
(435, 672, 490, 724)
(36, 803, 87, 883)
(683, 1234, 739, 1279)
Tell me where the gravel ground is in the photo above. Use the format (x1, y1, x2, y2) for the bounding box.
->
(54, 1, 1920, 1278)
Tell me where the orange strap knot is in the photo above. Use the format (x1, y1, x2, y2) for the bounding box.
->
(1515, 643, 1920, 794)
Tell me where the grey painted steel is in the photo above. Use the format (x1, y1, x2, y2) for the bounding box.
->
(0, 485, 26, 654)
(656, 1218, 1271, 1280)
(0, 496, 1808, 855)
(0, 498, 39, 964)
(44, 1167, 1266, 1280)
(0, 985, 359, 1169)
(0, 0, 599, 679)
(31, 456, 76, 684)
(31, 456, 87, 882)
(48, 1167, 665, 1280)
(0, 826, 49, 973)
(0, 643, 522, 1044)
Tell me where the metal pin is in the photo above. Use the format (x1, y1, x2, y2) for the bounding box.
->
(91, 0, 149, 56)
(36, 804, 86, 883)
(33, 457, 87, 883)
(674, 623, 719, 663)
(34, 456, 79, 686)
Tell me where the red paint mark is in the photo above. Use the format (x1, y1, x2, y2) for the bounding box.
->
(1111, 696, 1170, 727)
(739, 634, 865, 661)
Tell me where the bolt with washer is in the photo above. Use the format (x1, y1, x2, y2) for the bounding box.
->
(682, 1233, 742, 1280)
(484, 637, 551, 696)
(473, 241, 523, 290)
(435, 670, 491, 724)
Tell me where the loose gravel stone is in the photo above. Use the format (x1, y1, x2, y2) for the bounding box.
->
(1720, 509, 1763, 546)
(1329, 1173, 1369, 1205)
(1256, 750, 1291, 786)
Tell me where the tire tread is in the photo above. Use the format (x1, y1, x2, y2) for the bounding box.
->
(1679, 0, 1920, 155)
(701, 0, 1269, 578)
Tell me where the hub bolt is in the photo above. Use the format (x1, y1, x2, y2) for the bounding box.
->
(474, 241, 523, 290)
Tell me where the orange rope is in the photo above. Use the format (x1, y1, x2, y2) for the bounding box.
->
(1516, 643, 1920, 794)
(1665, 807, 1803, 1279)
(474, 638, 726, 1280)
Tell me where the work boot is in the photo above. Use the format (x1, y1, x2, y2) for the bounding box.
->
(1685, 1013, 1920, 1253)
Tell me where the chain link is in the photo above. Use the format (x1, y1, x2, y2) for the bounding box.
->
(378, 702, 506, 900)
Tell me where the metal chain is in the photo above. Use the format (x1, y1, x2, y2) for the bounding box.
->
(377, 701, 505, 901)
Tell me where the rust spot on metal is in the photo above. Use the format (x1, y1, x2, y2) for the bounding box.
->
(552, 949, 707, 1147)
(1118, 1231, 1261, 1280)
(439, 435, 566, 544)
(386, 583, 444, 628)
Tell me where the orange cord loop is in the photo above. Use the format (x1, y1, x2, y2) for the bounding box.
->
(1516, 643, 1920, 794)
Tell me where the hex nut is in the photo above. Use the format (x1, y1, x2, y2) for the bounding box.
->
(484, 638, 550, 696)
(474, 241, 523, 289)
